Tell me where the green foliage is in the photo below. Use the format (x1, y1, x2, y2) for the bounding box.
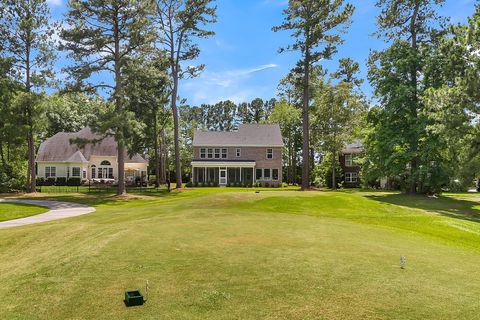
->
(274, 0, 355, 189)
(44, 93, 107, 138)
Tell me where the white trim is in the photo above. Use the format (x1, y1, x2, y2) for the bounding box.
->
(193, 144, 284, 147)
(191, 161, 255, 168)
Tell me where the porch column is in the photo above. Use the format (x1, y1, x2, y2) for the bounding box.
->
(192, 166, 195, 183)
(240, 167, 242, 183)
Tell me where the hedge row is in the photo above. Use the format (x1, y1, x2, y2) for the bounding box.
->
(36, 177, 82, 186)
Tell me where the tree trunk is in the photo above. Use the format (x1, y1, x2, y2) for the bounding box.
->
(301, 49, 311, 190)
(25, 36, 36, 193)
(332, 152, 336, 190)
(159, 127, 167, 184)
(408, 2, 420, 194)
(114, 9, 126, 195)
(153, 112, 160, 187)
(171, 70, 182, 188)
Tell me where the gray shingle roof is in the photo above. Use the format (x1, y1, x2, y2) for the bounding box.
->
(36, 127, 147, 163)
(193, 124, 283, 147)
(342, 141, 364, 154)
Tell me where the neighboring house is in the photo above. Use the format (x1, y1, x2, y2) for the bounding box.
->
(339, 142, 363, 188)
(191, 124, 283, 187)
(36, 128, 148, 184)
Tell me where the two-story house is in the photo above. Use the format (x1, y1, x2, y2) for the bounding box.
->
(339, 142, 363, 188)
(191, 124, 283, 187)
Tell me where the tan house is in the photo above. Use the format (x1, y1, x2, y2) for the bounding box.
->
(191, 124, 283, 187)
(36, 128, 148, 184)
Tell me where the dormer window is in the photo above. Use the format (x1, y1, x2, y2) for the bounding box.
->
(266, 148, 273, 159)
(200, 148, 206, 159)
(221, 148, 228, 159)
(236, 148, 241, 157)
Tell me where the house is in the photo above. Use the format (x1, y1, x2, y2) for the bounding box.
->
(191, 124, 283, 187)
(339, 142, 363, 187)
(35, 128, 148, 184)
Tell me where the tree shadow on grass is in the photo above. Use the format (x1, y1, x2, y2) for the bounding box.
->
(366, 193, 480, 223)
(16, 187, 185, 207)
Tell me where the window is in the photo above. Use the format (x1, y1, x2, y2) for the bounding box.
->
(108, 168, 114, 179)
(200, 148, 206, 159)
(100, 160, 111, 166)
(83, 170, 87, 179)
(345, 172, 358, 183)
(91, 166, 96, 179)
(221, 148, 228, 159)
(263, 169, 271, 179)
(214, 148, 221, 159)
(345, 154, 353, 167)
(207, 148, 213, 159)
(272, 169, 279, 180)
(97, 168, 103, 179)
(256, 168, 262, 180)
(45, 166, 56, 178)
(72, 167, 80, 177)
(266, 148, 273, 159)
(236, 148, 241, 157)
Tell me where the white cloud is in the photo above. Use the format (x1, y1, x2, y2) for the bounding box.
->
(46, 0, 63, 6)
(180, 63, 279, 104)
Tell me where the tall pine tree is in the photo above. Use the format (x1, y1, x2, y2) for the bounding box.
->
(273, 0, 354, 190)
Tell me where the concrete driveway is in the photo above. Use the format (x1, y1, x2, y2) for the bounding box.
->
(0, 199, 95, 229)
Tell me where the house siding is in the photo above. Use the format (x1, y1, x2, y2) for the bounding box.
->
(339, 153, 361, 188)
(193, 146, 283, 186)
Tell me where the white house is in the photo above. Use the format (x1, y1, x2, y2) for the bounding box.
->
(36, 128, 148, 184)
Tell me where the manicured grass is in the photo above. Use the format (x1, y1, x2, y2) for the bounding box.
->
(0, 189, 479, 319)
(0, 203, 47, 222)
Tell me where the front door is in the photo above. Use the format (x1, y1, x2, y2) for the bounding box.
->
(219, 168, 227, 185)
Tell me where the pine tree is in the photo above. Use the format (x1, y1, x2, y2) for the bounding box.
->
(61, 0, 154, 195)
(273, 0, 354, 190)
(0, 0, 56, 192)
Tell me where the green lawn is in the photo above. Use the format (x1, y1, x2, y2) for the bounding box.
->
(1, 188, 480, 319)
(0, 203, 47, 221)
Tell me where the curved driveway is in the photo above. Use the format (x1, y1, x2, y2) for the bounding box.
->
(0, 199, 95, 229)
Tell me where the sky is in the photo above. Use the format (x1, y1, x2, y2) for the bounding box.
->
(47, 0, 477, 106)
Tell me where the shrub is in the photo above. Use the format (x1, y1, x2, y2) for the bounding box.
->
(265, 182, 270, 188)
(194, 181, 199, 187)
(185, 181, 193, 187)
(36, 177, 45, 186)
(201, 182, 206, 187)
(67, 177, 81, 186)
(56, 177, 67, 186)
(46, 177, 56, 186)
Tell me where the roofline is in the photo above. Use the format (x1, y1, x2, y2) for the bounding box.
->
(193, 144, 284, 147)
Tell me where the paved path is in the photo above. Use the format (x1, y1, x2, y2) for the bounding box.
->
(0, 199, 95, 229)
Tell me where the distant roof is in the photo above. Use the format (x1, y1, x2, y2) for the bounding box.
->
(193, 124, 283, 147)
(36, 127, 147, 163)
(342, 141, 364, 154)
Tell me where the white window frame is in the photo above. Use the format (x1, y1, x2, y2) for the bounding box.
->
(272, 168, 279, 181)
(45, 166, 56, 178)
(72, 167, 81, 177)
(214, 148, 221, 159)
(200, 148, 206, 159)
(256, 168, 262, 180)
(207, 148, 213, 159)
(345, 154, 353, 167)
(263, 168, 271, 180)
(345, 172, 358, 183)
(221, 148, 228, 159)
(236, 148, 241, 157)
(266, 148, 273, 159)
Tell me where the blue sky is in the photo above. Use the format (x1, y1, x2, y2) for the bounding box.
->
(47, 0, 477, 105)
